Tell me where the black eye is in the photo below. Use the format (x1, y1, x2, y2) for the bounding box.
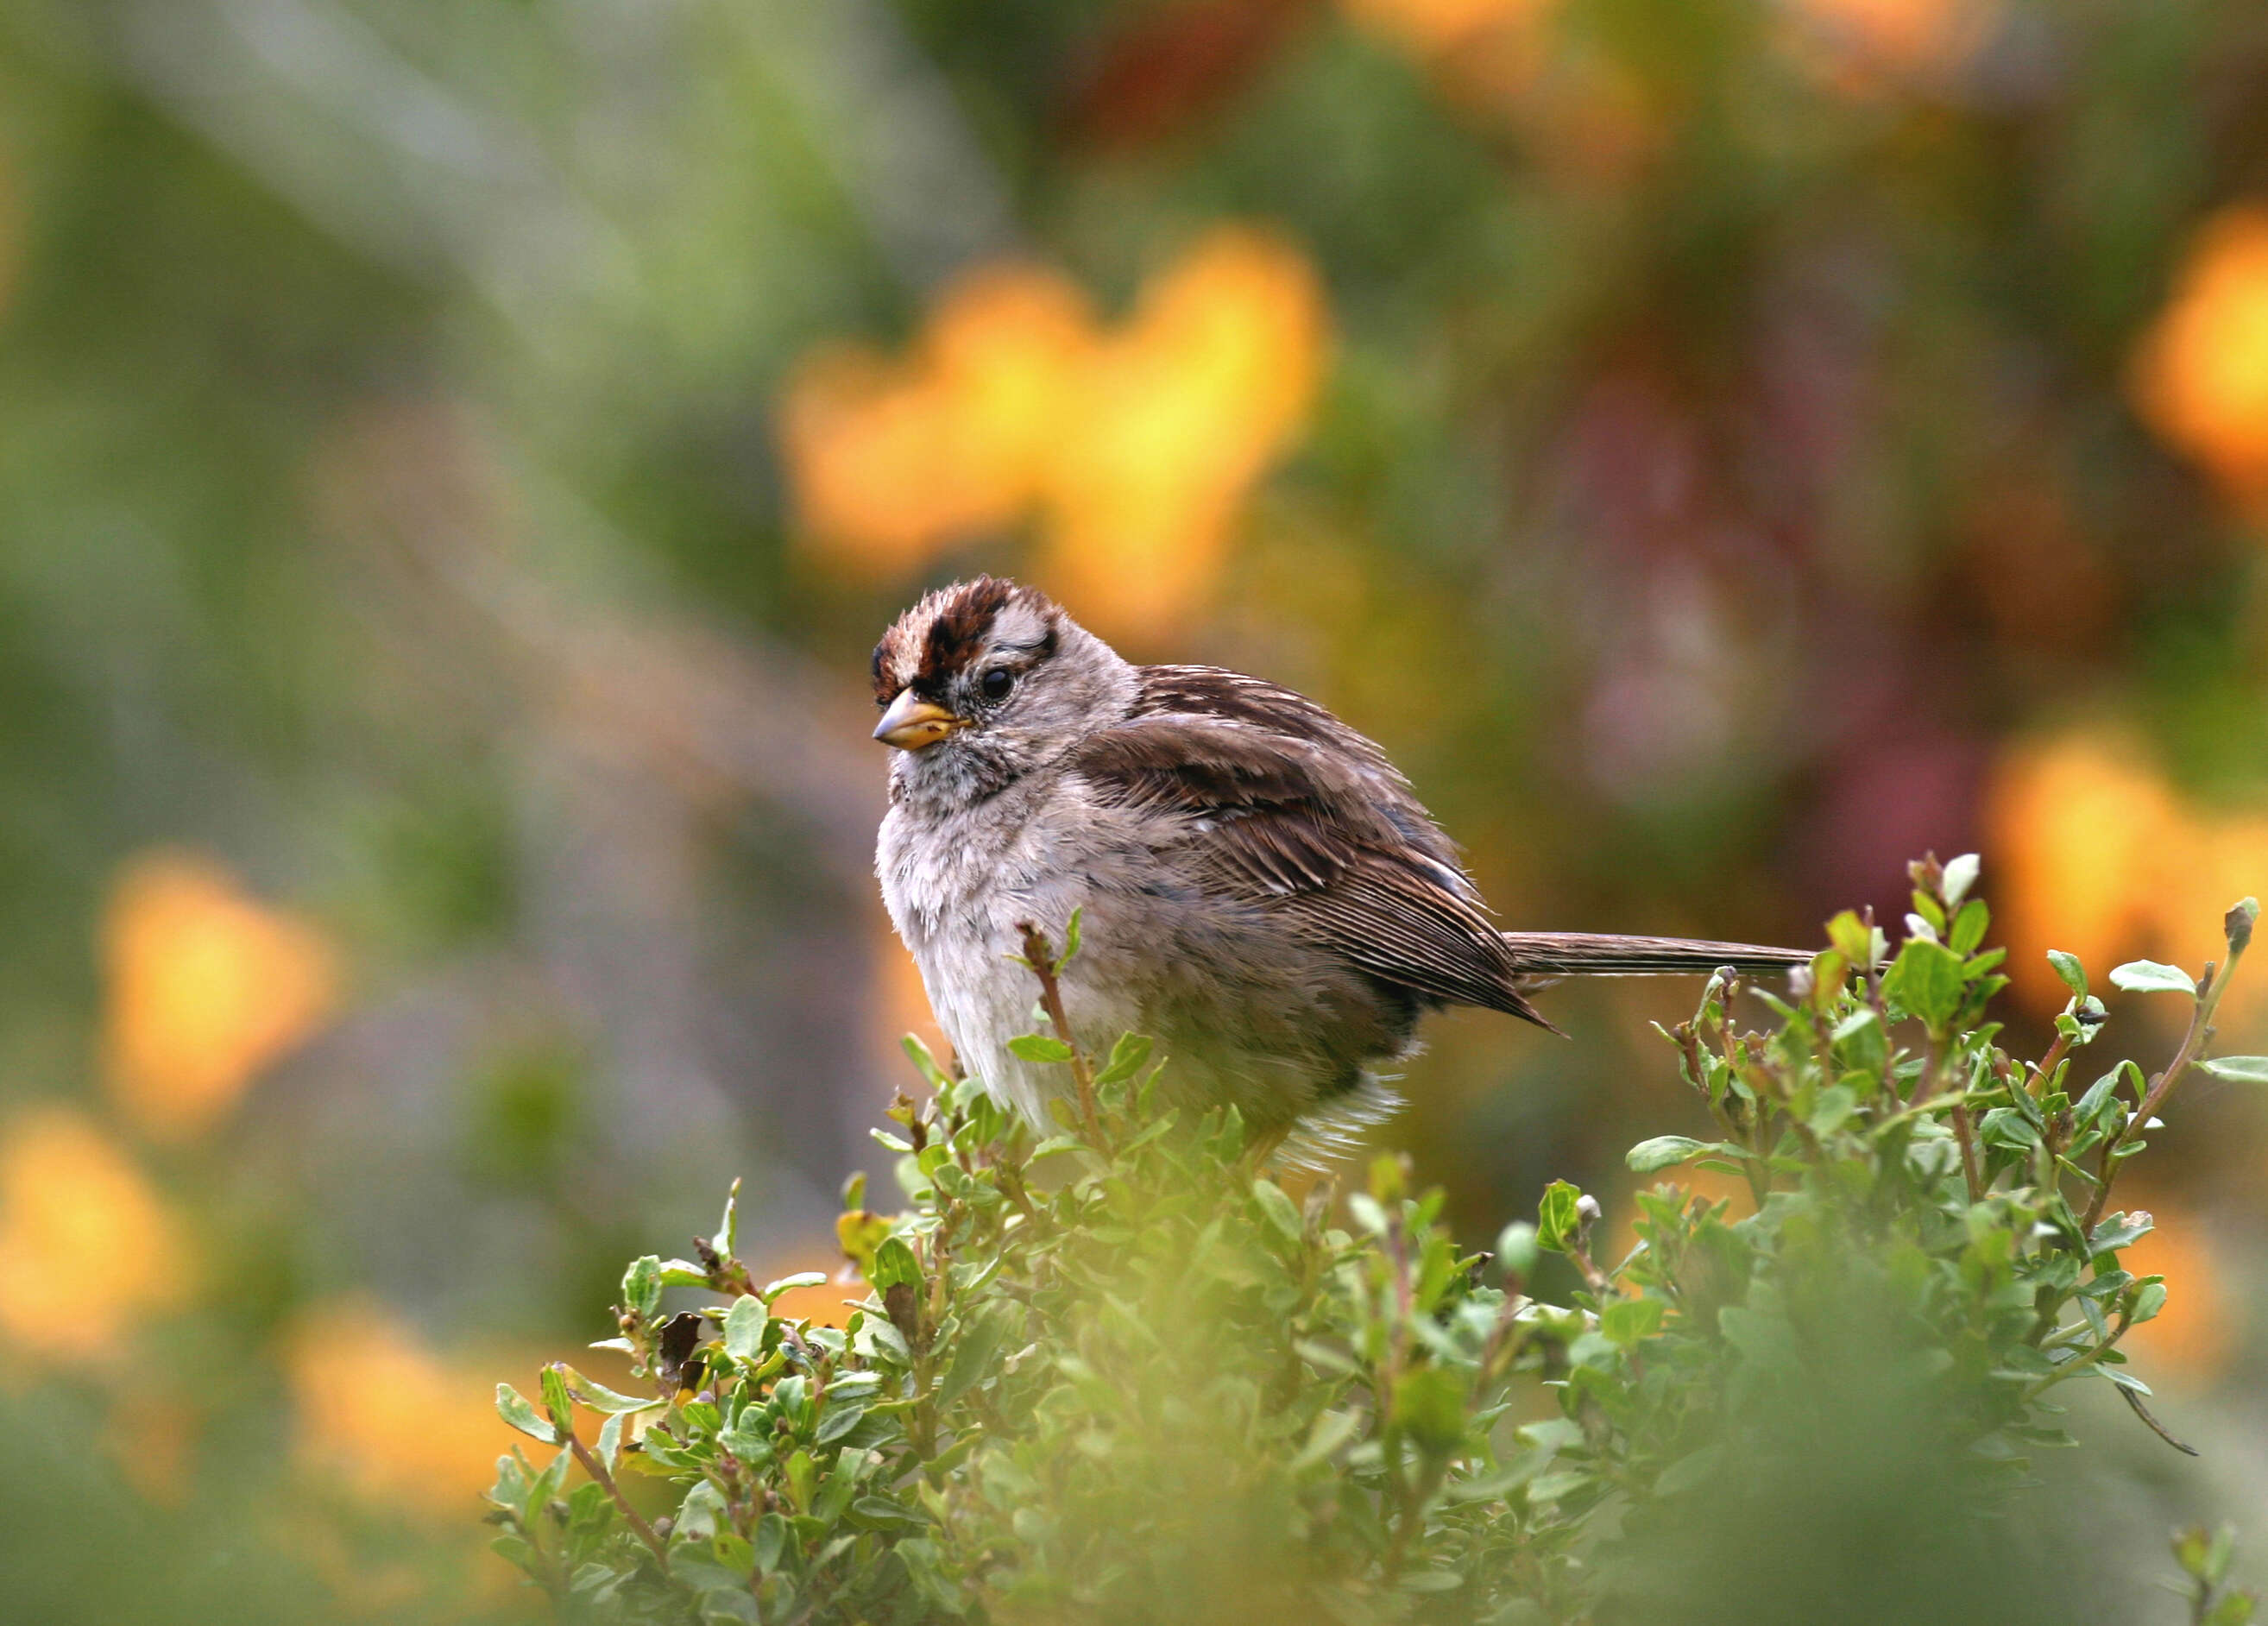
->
(979, 667, 1014, 702)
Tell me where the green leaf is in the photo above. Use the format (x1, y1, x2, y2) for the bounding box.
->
(622, 1256, 663, 1320)
(1537, 1180, 1584, 1253)
(539, 1364, 576, 1434)
(1061, 906, 1082, 965)
(497, 1383, 561, 1445)
(814, 1400, 870, 1446)
(1093, 1032, 1154, 1086)
(1831, 1008, 1887, 1075)
(722, 1295, 767, 1363)
(938, 1306, 1016, 1407)
(1825, 910, 1873, 967)
(869, 1238, 921, 1293)
(1807, 1083, 1858, 1137)
(1625, 1136, 1736, 1174)
(1391, 1366, 1467, 1458)
(2109, 960, 2196, 995)
(899, 1034, 952, 1089)
(1251, 1179, 1303, 1245)
(1948, 898, 1988, 956)
(595, 1412, 624, 1473)
(1601, 1297, 1664, 1346)
(761, 1272, 828, 1303)
(2198, 1056, 2268, 1083)
(2088, 1211, 2155, 1254)
(2046, 949, 2087, 999)
(1006, 1034, 1075, 1064)
(753, 1513, 788, 1572)
(1883, 939, 1966, 1030)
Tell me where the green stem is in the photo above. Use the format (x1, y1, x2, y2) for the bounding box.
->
(2082, 941, 2244, 1237)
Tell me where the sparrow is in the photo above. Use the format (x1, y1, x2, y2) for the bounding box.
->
(871, 577, 1807, 1152)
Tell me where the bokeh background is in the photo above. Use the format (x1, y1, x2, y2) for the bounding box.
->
(6, 0, 2268, 1617)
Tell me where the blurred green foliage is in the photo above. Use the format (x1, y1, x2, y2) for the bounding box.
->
(493, 879, 2258, 1622)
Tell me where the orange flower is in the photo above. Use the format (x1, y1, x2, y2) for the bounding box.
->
(2113, 1195, 2236, 1388)
(0, 1107, 187, 1361)
(1983, 737, 2177, 1012)
(1339, 0, 1552, 59)
(782, 266, 1093, 575)
(1783, 0, 1988, 72)
(2133, 205, 2268, 504)
(1037, 227, 1327, 640)
(101, 850, 339, 1141)
(1984, 734, 2268, 1018)
(779, 227, 1328, 637)
(286, 1299, 532, 1519)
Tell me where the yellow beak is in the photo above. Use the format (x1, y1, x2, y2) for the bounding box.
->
(873, 690, 967, 751)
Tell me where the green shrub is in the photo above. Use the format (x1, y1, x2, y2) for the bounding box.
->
(487, 860, 2263, 1623)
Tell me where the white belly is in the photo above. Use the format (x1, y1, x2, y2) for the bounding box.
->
(876, 799, 1138, 1125)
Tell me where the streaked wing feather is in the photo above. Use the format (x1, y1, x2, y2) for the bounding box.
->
(1076, 674, 1547, 1024)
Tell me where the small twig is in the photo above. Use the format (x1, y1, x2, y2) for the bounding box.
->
(567, 1430, 670, 1566)
(1017, 920, 1099, 1136)
(2027, 1029, 2073, 1100)
(2082, 949, 2239, 1236)
(1949, 1100, 1985, 1202)
(2119, 1384, 2200, 1457)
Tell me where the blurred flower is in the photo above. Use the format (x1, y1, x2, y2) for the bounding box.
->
(782, 226, 1327, 640)
(1339, 0, 1659, 180)
(1984, 735, 2268, 1016)
(2133, 205, 2268, 505)
(286, 1298, 527, 1519)
(1776, 0, 1995, 85)
(2113, 1194, 2235, 1388)
(102, 850, 340, 1142)
(1038, 227, 1327, 640)
(782, 266, 1093, 576)
(1339, 0, 1553, 60)
(0, 1107, 187, 1362)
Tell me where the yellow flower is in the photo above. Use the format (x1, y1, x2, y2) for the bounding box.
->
(1984, 734, 2268, 1018)
(102, 850, 339, 1141)
(1037, 227, 1327, 640)
(2133, 205, 2268, 504)
(779, 226, 1328, 637)
(286, 1299, 530, 1519)
(0, 1107, 187, 1361)
(781, 266, 1094, 576)
(1339, 0, 1553, 59)
(2113, 1190, 2236, 1389)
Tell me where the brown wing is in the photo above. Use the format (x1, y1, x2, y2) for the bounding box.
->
(1074, 668, 1549, 1025)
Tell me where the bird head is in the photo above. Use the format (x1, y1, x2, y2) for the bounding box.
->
(870, 577, 1136, 799)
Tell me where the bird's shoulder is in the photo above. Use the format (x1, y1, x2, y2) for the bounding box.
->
(1075, 665, 1395, 821)
(1068, 665, 1471, 901)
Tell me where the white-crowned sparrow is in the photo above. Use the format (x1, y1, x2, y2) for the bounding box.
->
(872, 577, 1806, 1151)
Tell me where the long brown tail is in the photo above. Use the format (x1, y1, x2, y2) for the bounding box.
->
(1500, 931, 1811, 979)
